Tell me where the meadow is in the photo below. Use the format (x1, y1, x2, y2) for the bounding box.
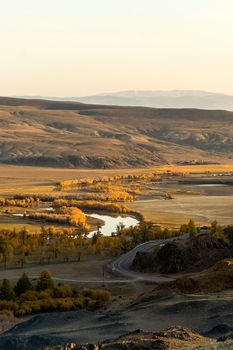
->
(0, 163, 233, 232)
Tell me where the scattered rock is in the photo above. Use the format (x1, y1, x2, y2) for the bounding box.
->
(41, 326, 214, 350)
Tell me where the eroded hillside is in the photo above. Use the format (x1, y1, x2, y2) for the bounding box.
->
(0, 97, 232, 168)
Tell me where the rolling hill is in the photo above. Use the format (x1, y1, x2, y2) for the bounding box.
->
(0, 97, 232, 168)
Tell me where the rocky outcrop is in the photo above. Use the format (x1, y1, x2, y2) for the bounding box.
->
(158, 259, 233, 293)
(133, 234, 232, 274)
(42, 326, 214, 350)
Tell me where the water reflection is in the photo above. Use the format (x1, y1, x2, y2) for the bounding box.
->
(89, 213, 139, 236)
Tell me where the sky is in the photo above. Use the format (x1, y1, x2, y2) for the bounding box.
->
(1, 0, 233, 97)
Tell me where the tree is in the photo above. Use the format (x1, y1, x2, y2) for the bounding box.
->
(14, 273, 33, 296)
(0, 239, 14, 269)
(18, 254, 27, 269)
(138, 221, 154, 241)
(180, 224, 188, 234)
(36, 270, 54, 291)
(211, 220, 222, 236)
(224, 225, 233, 243)
(187, 219, 197, 235)
(116, 222, 125, 236)
(0, 279, 15, 300)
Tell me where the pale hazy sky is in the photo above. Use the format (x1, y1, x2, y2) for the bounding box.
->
(1, 0, 233, 97)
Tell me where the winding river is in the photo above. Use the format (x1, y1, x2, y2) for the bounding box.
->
(89, 213, 139, 236)
(12, 208, 139, 237)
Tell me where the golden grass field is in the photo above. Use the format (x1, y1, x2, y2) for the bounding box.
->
(0, 163, 233, 195)
(0, 163, 233, 230)
(129, 195, 233, 228)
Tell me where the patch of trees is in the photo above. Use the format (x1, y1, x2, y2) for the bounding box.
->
(58, 172, 162, 189)
(0, 270, 111, 317)
(14, 191, 133, 203)
(57, 173, 164, 201)
(1, 220, 229, 270)
(29, 207, 87, 228)
(52, 199, 131, 214)
(0, 197, 40, 208)
(0, 227, 89, 269)
(89, 221, 180, 256)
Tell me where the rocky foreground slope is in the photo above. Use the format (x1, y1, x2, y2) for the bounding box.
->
(42, 326, 233, 350)
(0, 97, 232, 168)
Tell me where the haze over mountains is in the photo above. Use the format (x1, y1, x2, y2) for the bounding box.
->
(0, 96, 232, 168)
(19, 90, 233, 111)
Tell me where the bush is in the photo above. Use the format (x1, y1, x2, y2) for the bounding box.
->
(19, 290, 39, 302)
(15, 308, 27, 317)
(57, 298, 75, 311)
(40, 298, 58, 312)
(82, 288, 112, 304)
(53, 284, 73, 298)
(18, 302, 32, 315)
(29, 301, 41, 313)
(37, 290, 53, 299)
(0, 270, 112, 317)
(73, 297, 85, 309)
(0, 300, 18, 313)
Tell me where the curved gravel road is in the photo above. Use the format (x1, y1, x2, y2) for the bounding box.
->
(110, 234, 188, 283)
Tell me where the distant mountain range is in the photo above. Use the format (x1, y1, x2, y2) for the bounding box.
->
(18, 90, 233, 110)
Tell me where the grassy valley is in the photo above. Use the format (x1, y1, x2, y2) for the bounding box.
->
(0, 99, 232, 349)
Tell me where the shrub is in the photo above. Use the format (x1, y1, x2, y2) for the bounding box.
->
(19, 290, 39, 302)
(0, 300, 18, 313)
(18, 302, 32, 315)
(15, 308, 27, 317)
(53, 284, 73, 298)
(37, 290, 53, 299)
(40, 298, 58, 312)
(73, 297, 85, 309)
(57, 298, 75, 311)
(82, 288, 112, 305)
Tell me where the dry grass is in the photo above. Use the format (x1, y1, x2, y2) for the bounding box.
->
(155, 164, 233, 174)
(0, 97, 233, 168)
(0, 256, 112, 287)
(0, 164, 233, 196)
(0, 164, 233, 230)
(129, 195, 233, 228)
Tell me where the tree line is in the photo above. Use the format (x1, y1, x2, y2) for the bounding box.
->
(0, 270, 111, 317)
